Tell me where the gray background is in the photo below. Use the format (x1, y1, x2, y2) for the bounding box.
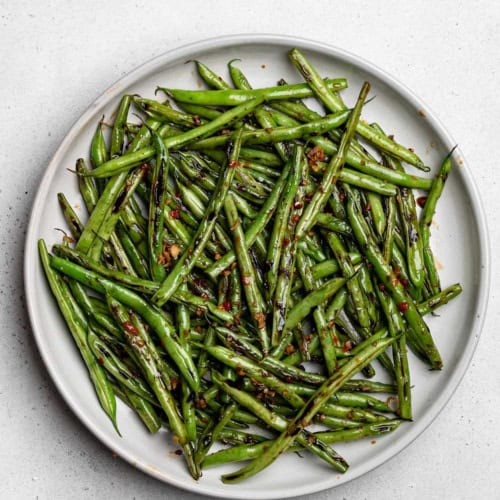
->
(1, 1, 499, 499)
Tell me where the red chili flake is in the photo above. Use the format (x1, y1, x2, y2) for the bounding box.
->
(408, 147, 415, 153)
(338, 191, 346, 202)
(342, 341, 353, 353)
(242, 276, 252, 285)
(229, 160, 240, 168)
(197, 398, 207, 409)
(398, 301, 409, 312)
(123, 321, 139, 336)
(97, 357, 105, 365)
(285, 344, 295, 355)
(284, 376, 293, 383)
(378, 283, 385, 291)
(416, 196, 428, 208)
(174, 449, 183, 456)
(306, 145, 325, 170)
(222, 301, 231, 311)
(364, 202, 372, 213)
(140, 163, 149, 172)
(318, 414, 326, 421)
(282, 237, 290, 247)
(254, 312, 266, 329)
(170, 209, 180, 219)
(292, 214, 300, 224)
(293, 201, 303, 209)
(400, 278, 409, 288)
(192, 114, 202, 126)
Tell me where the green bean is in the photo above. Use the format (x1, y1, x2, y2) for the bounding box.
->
(110, 95, 131, 157)
(224, 191, 269, 352)
(383, 195, 397, 262)
(374, 284, 412, 419)
(221, 335, 394, 482)
(284, 276, 348, 331)
(197, 327, 215, 380)
(314, 213, 352, 235)
(204, 158, 291, 280)
(239, 147, 283, 167)
(90, 118, 108, 168)
(87, 329, 156, 403)
(76, 158, 99, 212)
(345, 188, 443, 369)
(88, 164, 149, 262)
(40, 58, 462, 482)
(266, 148, 302, 302)
(49, 255, 200, 390)
(195, 402, 237, 467)
(153, 130, 243, 306)
(295, 82, 370, 240)
(270, 151, 307, 351)
(366, 192, 386, 236)
(189, 111, 349, 150)
(133, 97, 207, 128)
(147, 129, 170, 281)
(289, 48, 426, 170)
(107, 296, 199, 478)
(271, 102, 432, 190)
(181, 380, 197, 443)
(421, 148, 456, 294)
(115, 222, 150, 279)
(204, 420, 401, 468)
(324, 231, 371, 330)
(212, 372, 349, 473)
(296, 251, 338, 374)
(76, 118, 161, 255)
(38, 240, 119, 433)
(161, 78, 348, 106)
(190, 60, 232, 90)
(112, 382, 162, 434)
(82, 97, 264, 178)
(203, 344, 304, 408)
(417, 283, 462, 316)
(57, 192, 84, 239)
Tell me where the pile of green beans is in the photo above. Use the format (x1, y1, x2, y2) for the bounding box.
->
(39, 48, 461, 483)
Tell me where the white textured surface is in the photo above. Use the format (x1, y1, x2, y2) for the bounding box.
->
(1, 1, 499, 499)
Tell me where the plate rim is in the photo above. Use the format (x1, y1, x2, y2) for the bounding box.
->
(24, 33, 490, 499)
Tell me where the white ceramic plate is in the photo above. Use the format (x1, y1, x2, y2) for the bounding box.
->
(24, 35, 489, 499)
